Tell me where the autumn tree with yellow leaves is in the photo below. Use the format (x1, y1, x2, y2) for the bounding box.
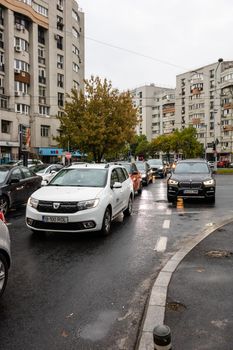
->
(56, 76, 138, 162)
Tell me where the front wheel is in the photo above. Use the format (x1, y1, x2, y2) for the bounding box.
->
(0, 253, 8, 298)
(101, 207, 112, 236)
(167, 195, 176, 203)
(124, 196, 133, 216)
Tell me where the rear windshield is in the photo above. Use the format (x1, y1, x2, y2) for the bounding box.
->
(148, 159, 163, 165)
(135, 163, 145, 171)
(49, 168, 108, 187)
(174, 162, 209, 174)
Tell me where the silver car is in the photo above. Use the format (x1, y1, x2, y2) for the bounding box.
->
(0, 219, 11, 297)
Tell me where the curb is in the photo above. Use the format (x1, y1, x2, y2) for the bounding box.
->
(137, 215, 233, 350)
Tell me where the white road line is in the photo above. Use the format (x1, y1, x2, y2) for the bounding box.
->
(154, 236, 168, 252)
(162, 219, 170, 229)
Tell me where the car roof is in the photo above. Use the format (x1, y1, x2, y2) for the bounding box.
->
(68, 163, 124, 170)
(177, 159, 207, 163)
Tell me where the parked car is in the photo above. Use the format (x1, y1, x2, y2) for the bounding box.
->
(16, 159, 43, 168)
(118, 162, 142, 195)
(217, 160, 230, 168)
(135, 161, 153, 185)
(167, 159, 216, 203)
(147, 159, 167, 178)
(31, 163, 64, 185)
(0, 165, 42, 215)
(208, 160, 215, 169)
(0, 218, 11, 298)
(26, 163, 134, 236)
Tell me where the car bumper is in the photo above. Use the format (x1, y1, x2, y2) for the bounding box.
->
(151, 168, 164, 177)
(167, 185, 215, 199)
(26, 205, 105, 233)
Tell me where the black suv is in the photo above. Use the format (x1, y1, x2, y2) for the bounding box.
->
(167, 159, 215, 203)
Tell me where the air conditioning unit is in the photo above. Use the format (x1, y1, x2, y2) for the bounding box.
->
(15, 91, 21, 96)
(15, 45, 22, 52)
(14, 68, 21, 74)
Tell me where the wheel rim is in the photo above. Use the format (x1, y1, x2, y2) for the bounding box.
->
(0, 260, 6, 292)
(0, 198, 8, 215)
(104, 209, 111, 233)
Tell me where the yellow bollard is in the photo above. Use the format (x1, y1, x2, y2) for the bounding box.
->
(176, 197, 184, 209)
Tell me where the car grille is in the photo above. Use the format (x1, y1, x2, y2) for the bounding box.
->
(29, 220, 95, 231)
(179, 182, 202, 189)
(37, 201, 78, 213)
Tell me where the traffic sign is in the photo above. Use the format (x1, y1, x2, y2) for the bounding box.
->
(65, 152, 72, 159)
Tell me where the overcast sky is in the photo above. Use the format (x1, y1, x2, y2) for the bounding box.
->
(78, 0, 233, 91)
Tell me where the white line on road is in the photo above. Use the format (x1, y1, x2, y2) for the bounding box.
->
(162, 219, 170, 229)
(154, 236, 168, 252)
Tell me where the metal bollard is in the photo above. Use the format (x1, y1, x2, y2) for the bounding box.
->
(153, 324, 172, 349)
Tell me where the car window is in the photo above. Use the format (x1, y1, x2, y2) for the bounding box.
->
(49, 168, 107, 187)
(116, 167, 127, 183)
(11, 168, 23, 181)
(0, 168, 10, 184)
(110, 169, 119, 186)
(21, 166, 33, 178)
(135, 162, 145, 171)
(122, 163, 131, 174)
(132, 164, 137, 173)
(174, 162, 209, 174)
(148, 159, 163, 166)
(122, 168, 129, 179)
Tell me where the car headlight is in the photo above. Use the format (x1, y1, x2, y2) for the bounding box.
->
(159, 166, 163, 170)
(141, 174, 146, 178)
(203, 179, 215, 186)
(28, 197, 39, 209)
(168, 179, 179, 185)
(77, 199, 99, 211)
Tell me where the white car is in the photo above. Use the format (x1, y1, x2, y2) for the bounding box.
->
(0, 219, 11, 298)
(34, 164, 64, 185)
(26, 163, 134, 236)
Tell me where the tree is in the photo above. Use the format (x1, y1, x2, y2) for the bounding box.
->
(56, 76, 138, 162)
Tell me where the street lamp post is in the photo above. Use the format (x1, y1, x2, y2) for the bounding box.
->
(214, 58, 223, 171)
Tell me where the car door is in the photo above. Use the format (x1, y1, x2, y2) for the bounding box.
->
(116, 167, 130, 209)
(7, 167, 25, 206)
(21, 166, 41, 201)
(110, 168, 123, 216)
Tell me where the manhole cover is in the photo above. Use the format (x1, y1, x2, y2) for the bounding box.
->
(205, 250, 233, 258)
(166, 301, 186, 311)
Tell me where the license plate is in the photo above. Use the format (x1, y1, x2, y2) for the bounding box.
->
(183, 189, 198, 194)
(42, 216, 68, 223)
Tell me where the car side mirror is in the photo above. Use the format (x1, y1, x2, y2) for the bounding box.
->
(50, 170, 56, 174)
(112, 182, 122, 189)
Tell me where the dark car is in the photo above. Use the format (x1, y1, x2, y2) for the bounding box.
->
(0, 165, 42, 215)
(147, 159, 167, 178)
(118, 162, 142, 195)
(135, 161, 153, 185)
(167, 159, 215, 203)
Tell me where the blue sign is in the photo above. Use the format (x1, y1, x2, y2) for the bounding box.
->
(39, 148, 63, 156)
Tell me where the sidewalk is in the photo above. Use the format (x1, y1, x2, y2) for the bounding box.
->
(137, 218, 233, 350)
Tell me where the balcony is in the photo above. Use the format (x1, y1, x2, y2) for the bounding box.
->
(223, 103, 233, 110)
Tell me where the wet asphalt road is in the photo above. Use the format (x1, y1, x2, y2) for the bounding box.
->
(0, 175, 233, 350)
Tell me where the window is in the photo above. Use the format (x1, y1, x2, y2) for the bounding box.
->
(73, 80, 79, 90)
(58, 92, 64, 107)
(72, 10, 80, 22)
(38, 47, 45, 64)
(15, 81, 28, 94)
(32, 3, 48, 17)
(56, 35, 63, 50)
(73, 62, 79, 73)
(57, 16, 63, 31)
(41, 125, 50, 137)
(57, 73, 64, 88)
(11, 168, 23, 181)
(14, 37, 29, 52)
(110, 169, 119, 187)
(38, 28, 45, 45)
(1, 120, 11, 133)
(0, 96, 7, 109)
(14, 59, 29, 72)
(116, 168, 126, 183)
(39, 106, 49, 115)
(57, 54, 63, 69)
(21, 167, 32, 179)
(72, 44, 79, 56)
(15, 104, 30, 114)
(39, 85, 46, 97)
(72, 27, 79, 39)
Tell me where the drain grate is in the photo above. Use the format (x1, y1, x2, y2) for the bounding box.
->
(166, 301, 186, 311)
(205, 250, 233, 258)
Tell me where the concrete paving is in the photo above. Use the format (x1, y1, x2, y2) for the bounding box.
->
(137, 217, 233, 350)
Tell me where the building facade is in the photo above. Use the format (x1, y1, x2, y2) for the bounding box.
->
(175, 60, 233, 162)
(0, 0, 84, 163)
(132, 84, 175, 142)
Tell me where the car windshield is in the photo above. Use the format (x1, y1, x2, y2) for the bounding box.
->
(148, 159, 162, 165)
(174, 162, 209, 174)
(135, 163, 145, 171)
(0, 168, 10, 184)
(31, 164, 48, 173)
(48, 168, 108, 187)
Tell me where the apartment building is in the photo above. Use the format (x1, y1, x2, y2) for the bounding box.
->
(0, 0, 84, 162)
(132, 84, 175, 141)
(175, 60, 233, 162)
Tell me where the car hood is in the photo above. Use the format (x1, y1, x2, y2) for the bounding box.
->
(30, 186, 104, 201)
(171, 173, 212, 181)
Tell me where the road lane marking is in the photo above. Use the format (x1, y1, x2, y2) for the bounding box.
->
(154, 236, 167, 252)
(163, 219, 170, 229)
